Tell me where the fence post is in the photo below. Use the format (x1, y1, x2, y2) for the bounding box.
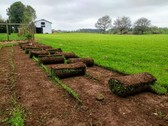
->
(6, 22, 9, 41)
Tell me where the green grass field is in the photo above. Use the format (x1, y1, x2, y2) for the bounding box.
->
(0, 33, 26, 41)
(35, 33, 168, 94)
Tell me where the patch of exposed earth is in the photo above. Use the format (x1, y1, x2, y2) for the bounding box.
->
(0, 45, 168, 126)
(0, 47, 12, 126)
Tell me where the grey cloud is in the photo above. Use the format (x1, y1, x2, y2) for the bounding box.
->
(0, 0, 168, 30)
(125, 0, 168, 7)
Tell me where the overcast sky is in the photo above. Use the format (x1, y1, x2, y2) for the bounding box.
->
(0, 0, 168, 30)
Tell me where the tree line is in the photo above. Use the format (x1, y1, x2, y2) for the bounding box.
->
(95, 15, 168, 34)
(0, 1, 36, 33)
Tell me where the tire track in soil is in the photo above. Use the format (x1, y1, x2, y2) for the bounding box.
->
(13, 46, 90, 126)
(0, 47, 12, 126)
(61, 66, 168, 125)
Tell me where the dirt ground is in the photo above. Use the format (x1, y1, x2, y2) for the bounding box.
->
(0, 45, 168, 126)
(63, 67, 168, 125)
(0, 47, 11, 126)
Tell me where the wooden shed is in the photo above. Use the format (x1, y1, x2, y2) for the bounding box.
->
(34, 19, 52, 34)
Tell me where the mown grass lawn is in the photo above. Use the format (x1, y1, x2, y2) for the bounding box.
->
(35, 33, 168, 92)
(0, 33, 26, 41)
(31, 33, 168, 93)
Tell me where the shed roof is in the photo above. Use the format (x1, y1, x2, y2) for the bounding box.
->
(34, 19, 52, 24)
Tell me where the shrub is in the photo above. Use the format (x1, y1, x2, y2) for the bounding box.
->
(26, 33, 33, 40)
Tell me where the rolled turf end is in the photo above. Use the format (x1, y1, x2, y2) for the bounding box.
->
(67, 58, 94, 67)
(108, 72, 157, 97)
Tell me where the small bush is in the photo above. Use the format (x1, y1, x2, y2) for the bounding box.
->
(26, 34, 33, 40)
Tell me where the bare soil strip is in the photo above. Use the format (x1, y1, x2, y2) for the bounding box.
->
(1, 45, 168, 126)
(62, 66, 168, 125)
(12, 46, 93, 126)
(0, 47, 12, 126)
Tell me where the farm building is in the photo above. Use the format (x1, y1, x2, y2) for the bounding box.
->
(34, 19, 52, 34)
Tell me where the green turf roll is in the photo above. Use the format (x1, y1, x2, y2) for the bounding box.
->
(21, 44, 40, 50)
(38, 54, 63, 58)
(29, 50, 49, 58)
(21, 45, 32, 50)
(25, 48, 42, 54)
(39, 56, 65, 65)
(38, 45, 52, 50)
(67, 58, 94, 67)
(20, 42, 52, 50)
(55, 52, 78, 59)
(50, 62, 86, 79)
(46, 48, 63, 54)
(19, 42, 30, 48)
(108, 72, 157, 97)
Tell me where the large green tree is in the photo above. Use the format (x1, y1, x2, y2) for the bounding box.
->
(95, 15, 112, 33)
(7, 1, 36, 23)
(23, 5, 36, 23)
(133, 17, 151, 34)
(113, 16, 132, 34)
(7, 1, 25, 23)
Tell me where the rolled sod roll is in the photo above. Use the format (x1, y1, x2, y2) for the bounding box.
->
(38, 54, 63, 58)
(20, 42, 41, 49)
(29, 50, 49, 58)
(67, 58, 94, 67)
(56, 52, 78, 59)
(21, 44, 41, 50)
(21, 45, 32, 50)
(38, 45, 52, 50)
(39, 56, 65, 64)
(25, 48, 42, 54)
(46, 48, 63, 54)
(19, 42, 30, 48)
(108, 72, 156, 97)
(50, 62, 86, 79)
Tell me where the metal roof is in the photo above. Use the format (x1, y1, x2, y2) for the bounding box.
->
(34, 19, 52, 24)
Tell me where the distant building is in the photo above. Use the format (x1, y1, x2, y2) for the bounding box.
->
(34, 19, 52, 34)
